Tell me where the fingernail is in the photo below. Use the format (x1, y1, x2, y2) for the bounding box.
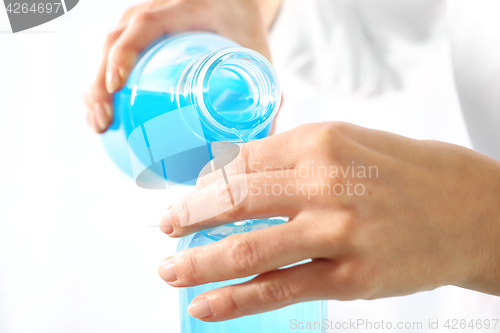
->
(94, 103, 108, 131)
(158, 257, 177, 282)
(103, 103, 113, 119)
(188, 297, 213, 319)
(87, 111, 99, 131)
(105, 66, 121, 94)
(160, 209, 173, 235)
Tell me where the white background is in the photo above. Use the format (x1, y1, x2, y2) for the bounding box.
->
(0, 1, 498, 332)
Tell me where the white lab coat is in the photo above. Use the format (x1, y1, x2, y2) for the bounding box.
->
(269, 0, 500, 328)
(448, 0, 500, 160)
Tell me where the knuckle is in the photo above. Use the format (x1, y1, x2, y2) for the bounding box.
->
(334, 261, 378, 300)
(222, 197, 246, 221)
(297, 123, 347, 163)
(332, 212, 357, 242)
(122, 7, 135, 19)
(211, 286, 242, 318)
(131, 10, 157, 25)
(319, 122, 350, 146)
(104, 30, 121, 49)
(226, 237, 260, 273)
(258, 280, 294, 305)
(213, 179, 242, 220)
(336, 213, 358, 242)
(314, 123, 344, 147)
(178, 251, 201, 283)
(329, 263, 357, 300)
(240, 144, 261, 174)
(315, 211, 357, 250)
(228, 175, 249, 206)
(171, 197, 190, 230)
(328, 121, 351, 132)
(122, 3, 145, 20)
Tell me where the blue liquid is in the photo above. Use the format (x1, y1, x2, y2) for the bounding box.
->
(102, 84, 272, 181)
(177, 218, 327, 333)
(207, 64, 265, 129)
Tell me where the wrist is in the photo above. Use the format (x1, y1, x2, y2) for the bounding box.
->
(458, 159, 500, 296)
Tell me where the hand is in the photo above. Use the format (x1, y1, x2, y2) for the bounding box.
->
(158, 122, 500, 321)
(85, 0, 282, 133)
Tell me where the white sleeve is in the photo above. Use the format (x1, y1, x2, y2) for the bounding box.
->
(269, 0, 446, 96)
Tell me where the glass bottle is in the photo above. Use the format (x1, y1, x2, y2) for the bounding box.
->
(102, 32, 280, 186)
(178, 217, 327, 333)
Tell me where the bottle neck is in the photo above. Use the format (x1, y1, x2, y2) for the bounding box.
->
(179, 47, 281, 140)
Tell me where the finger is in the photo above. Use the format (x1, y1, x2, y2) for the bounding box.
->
(86, 1, 182, 133)
(86, 109, 99, 132)
(320, 122, 421, 160)
(85, 27, 124, 133)
(196, 127, 315, 191)
(186, 259, 334, 321)
(241, 123, 334, 174)
(241, 129, 306, 173)
(106, 3, 208, 94)
(118, 2, 155, 26)
(160, 172, 306, 237)
(159, 220, 319, 287)
(85, 1, 171, 132)
(196, 144, 247, 190)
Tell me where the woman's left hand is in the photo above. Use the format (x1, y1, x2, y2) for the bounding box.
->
(157, 122, 500, 321)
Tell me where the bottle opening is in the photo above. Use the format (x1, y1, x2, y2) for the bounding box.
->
(207, 61, 259, 124)
(195, 48, 280, 139)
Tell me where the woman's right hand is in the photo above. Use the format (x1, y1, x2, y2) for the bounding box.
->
(85, 0, 282, 133)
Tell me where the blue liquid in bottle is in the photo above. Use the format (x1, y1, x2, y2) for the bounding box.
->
(178, 218, 327, 333)
(102, 33, 279, 183)
(101, 32, 327, 332)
